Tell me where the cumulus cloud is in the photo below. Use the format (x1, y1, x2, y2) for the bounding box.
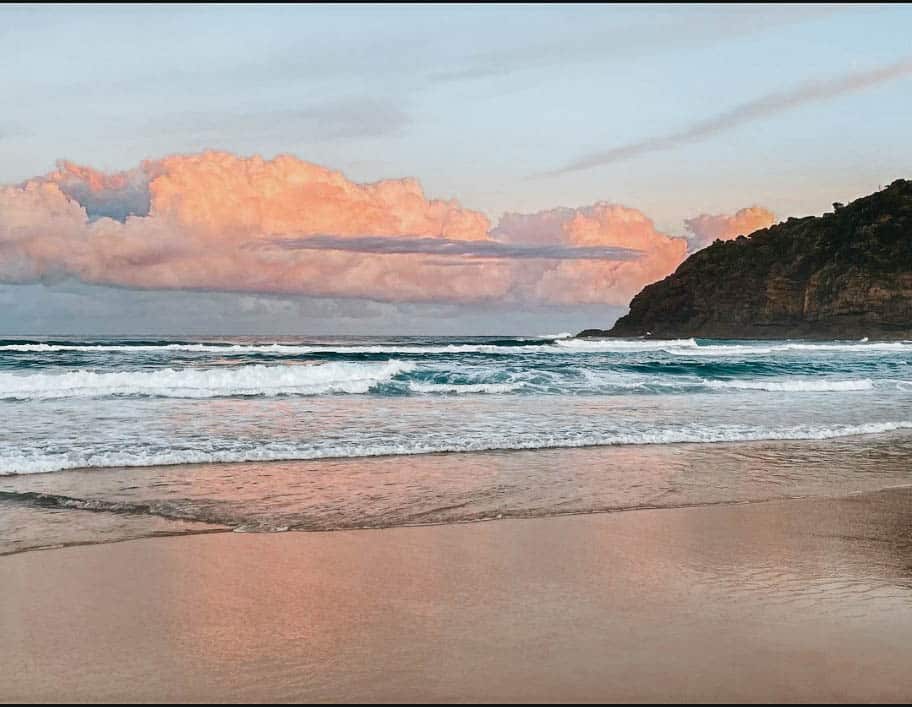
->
(45, 160, 154, 221)
(684, 206, 776, 251)
(0, 152, 512, 303)
(145, 151, 491, 241)
(493, 203, 688, 305)
(0, 150, 764, 307)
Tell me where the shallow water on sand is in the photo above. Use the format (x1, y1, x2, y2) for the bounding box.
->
(3, 434, 912, 555)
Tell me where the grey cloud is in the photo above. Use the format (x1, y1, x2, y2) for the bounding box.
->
(50, 164, 153, 221)
(544, 56, 912, 176)
(262, 234, 643, 261)
(154, 97, 410, 143)
(428, 6, 844, 84)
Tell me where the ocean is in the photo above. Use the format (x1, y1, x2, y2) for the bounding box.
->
(2, 334, 911, 554)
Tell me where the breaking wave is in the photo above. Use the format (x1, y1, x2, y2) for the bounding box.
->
(705, 378, 875, 392)
(2, 337, 911, 358)
(2, 361, 904, 400)
(0, 360, 414, 400)
(4, 420, 912, 475)
(408, 381, 526, 394)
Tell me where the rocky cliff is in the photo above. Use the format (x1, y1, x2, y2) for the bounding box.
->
(581, 179, 912, 340)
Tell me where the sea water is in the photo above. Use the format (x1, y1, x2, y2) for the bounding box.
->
(1, 334, 911, 552)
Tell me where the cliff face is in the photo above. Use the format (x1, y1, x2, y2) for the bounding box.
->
(584, 179, 912, 340)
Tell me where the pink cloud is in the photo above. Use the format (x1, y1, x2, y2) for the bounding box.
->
(0, 151, 768, 306)
(1, 152, 513, 303)
(494, 203, 688, 305)
(684, 206, 776, 251)
(148, 152, 491, 241)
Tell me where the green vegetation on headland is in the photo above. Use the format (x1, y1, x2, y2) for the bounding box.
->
(581, 180, 912, 339)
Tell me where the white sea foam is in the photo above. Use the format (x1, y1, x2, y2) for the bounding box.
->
(4, 421, 911, 475)
(0, 342, 228, 353)
(0, 342, 548, 355)
(669, 341, 912, 357)
(0, 360, 414, 400)
(408, 382, 525, 394)
(1, 360, 900, 400)
(706, 378, 875, 392)
(1, 339, 702, 356)
(555, 338, 700, 351)
(575, 369, 885, 394)
(3, 338, 910, 357)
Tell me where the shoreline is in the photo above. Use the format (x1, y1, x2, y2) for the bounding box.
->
(3, 424, 911, 478)
(4, 483, 912, 560)
(5, 431, 912, 557)
(3, 486, 912, 702)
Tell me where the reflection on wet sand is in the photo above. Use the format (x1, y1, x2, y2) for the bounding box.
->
(1, 488, 911, 702)
(3, 434, 912, 554)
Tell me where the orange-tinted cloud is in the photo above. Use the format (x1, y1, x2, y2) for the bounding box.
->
(0, 151, 763, 306)
(1, 152, 514, 303)
(684, 206, 776, 251)
(494, 203, 688, 305)
(147, 152, 491, 241)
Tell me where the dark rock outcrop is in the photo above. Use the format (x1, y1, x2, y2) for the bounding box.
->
(581, 179, 912, 340)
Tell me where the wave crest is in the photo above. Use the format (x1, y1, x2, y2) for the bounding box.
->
(706, 378, 874, 392)
(3, 337, 911, 358)
(0, 360, 414, 400)
(4, 421, 911, 475)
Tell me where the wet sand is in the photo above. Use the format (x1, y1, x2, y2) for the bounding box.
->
(2, 488, 912, 703)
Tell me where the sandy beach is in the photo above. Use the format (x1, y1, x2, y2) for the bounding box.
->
(5, 3, 912, 703)
(2, 487, 911, 703)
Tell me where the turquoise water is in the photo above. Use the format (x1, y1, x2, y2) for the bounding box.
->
(1, 334, 910, 473)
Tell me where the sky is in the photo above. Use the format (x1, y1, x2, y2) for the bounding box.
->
(1, 3, 911, 335)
